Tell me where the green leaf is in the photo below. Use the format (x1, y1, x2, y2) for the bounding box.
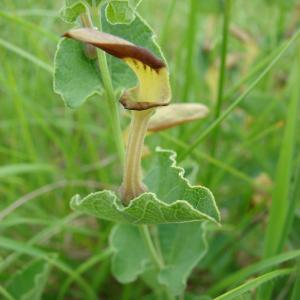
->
(60, 0, 104, 23)
(54, 38, 102, 108)
(105, 0, 142, 24)
(110, 224, 150, 282)
(6, 259, 50, 300)
(110, 222, 208, 296)
(54, 12, 162, 108)
(106, 1, 135, 24)
(157, 222, 208, 295)
(71, 148, 219, 224)
(60, 0, 87, 23)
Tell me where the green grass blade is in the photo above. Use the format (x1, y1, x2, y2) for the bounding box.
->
(263, 51, 300, 258)
(214, 268, 293, 300)
(4, 8, 57, 18)
(181, 0, 199, 101)
(207, 0, 232, 182)
(0, 10, 59, 42)
(213, 0, 231, 120)
(259, 44, 300, 300)
(0, 286, 15, 300)
(0, 164, 54, 178)
(0, 237, 98, 300)
(178, 29, 300, 161)
(58, 249, 113, 300)
(278, 157, 300, 251)
(0, 37, 53, 73)
(159, 0, 177, 47)
(208, 250, 300, 296)
(0, 212, 81, 273)
(223, 40, 287, 101)
(161, 132, 256, 187)
(291, 261, 300, 300)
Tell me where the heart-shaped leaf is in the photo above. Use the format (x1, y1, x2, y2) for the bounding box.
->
(71, 148, 220, 224)
(110, 222, 208, 296)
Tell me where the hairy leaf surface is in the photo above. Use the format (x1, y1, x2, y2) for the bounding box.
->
(71, 148, 220, 224)
(110, 222, 208, 296)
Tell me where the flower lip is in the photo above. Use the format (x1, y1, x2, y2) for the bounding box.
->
(63, 28, 165, 70)
(148, 103, 209, 132)
(63, 28, 171, 111)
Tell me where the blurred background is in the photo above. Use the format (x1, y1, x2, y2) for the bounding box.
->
(0, 0, 300, 299)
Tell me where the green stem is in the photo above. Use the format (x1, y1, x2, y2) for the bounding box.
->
(208, 0, 232, 180)
(139, 225, 175, 300)
(181, 0, 199, 102)
(89, 5, 125, 166)
(139, 225, 164, 269)
(213, 0, 232, 120)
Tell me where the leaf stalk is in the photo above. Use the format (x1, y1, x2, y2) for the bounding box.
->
(139, 225, 175, 300)
(88, 4, 125, 166)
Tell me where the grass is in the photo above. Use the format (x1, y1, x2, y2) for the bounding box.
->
(0, 0, 300, 299)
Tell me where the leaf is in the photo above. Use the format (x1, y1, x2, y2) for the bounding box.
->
(60, 0, 87, 23)
(60, 0, 104, 23)
(105, 0, 142, 25)
(106, 1, 135, 24)
(54, 38, 102, 108)
(6, 259, 50, 300)
(71, 148, 220, 224)
(157, 222, 208, 295)
(110, 224, 150, 282)
(110, 222, 208, 296)
(54, 12, 163, 108)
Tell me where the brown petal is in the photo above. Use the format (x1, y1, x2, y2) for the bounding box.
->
(63, 28, 165, 69)
(64, 28, 171, 110)
(148, 103, 209, 132)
